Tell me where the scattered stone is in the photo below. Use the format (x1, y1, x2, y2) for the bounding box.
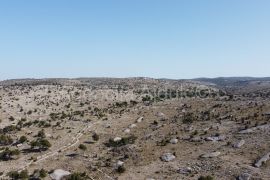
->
(129, 124, 137, 128)
(124, 128, 131, 134)
(205, 135, 226, 142)
(238, 128, 255, 134)
(233, 140, 245, 148)
(239, 124, 270, 134)
(201, 152, 221, 158)
(177, 167, 192, 175)
(156, 112, 165, 117)
(49, 169, 71, 180)
(170, 138, 178, 144)
(137, 117, 144, 123)
(116, 160, 124, 167)
(16, 143, 23, 147)
(238, 173, 252, 180)
(113, 137, 122, 142)
(160, 153, 176, 162)
(254, 152, 270, 168)
(184, 126, 193, 132)
(189, 137, 202, 142)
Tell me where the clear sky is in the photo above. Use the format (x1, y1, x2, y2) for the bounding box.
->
(0, 0, 269, 80)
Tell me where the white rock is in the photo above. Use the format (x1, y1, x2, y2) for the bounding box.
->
(254, 152, 270, 168)
(161, 153, 176, 162)
(178, 167, 192, 174)
(205, 135, 226, 142)
(170, 138, 178, 144)
(116, 160, 124, 167)
(201, 152, 221, 158)
(189, 137, 202, 142)
(238, 173, 252, 180)
(233, 140, 245, 148)
(113, 137, 122, 142)
(136, 117, 144, 123)
(16, 143, 23, 147)
(129, 124, 137, 128)
(239, 124, 270, 134)
(156, 112, 165, 117)
(124, 128, 131, 133)
(238, 128, 255, 134)
(49, 169, 71, 180)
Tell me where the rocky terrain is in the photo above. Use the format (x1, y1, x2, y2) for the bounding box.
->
(0, 77, 270, 180)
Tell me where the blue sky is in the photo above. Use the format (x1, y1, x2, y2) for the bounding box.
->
(0, 0, 269, 80)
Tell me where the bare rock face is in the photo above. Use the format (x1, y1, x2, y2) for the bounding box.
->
(233, 140, 245, 148)
(201, 152, 221, 158)
(238, 173, 252, 180)
(160, 153, 176, 162)
(254, 152, 270, 168)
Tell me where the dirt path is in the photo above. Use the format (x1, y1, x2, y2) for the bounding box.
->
(2, 122, 93, 177)
(1, 120, 115, 179)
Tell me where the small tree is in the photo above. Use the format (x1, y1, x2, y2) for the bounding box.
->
(92, 133, 99, 141)
(39, 168, 47, 178)
(37, 129, 46, 138)
(19, 136, 28, 143)
(31, 139, 51, 151)
(19, 170, 29, 179)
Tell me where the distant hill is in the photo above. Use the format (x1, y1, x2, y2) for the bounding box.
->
(193, 77, 270, 87)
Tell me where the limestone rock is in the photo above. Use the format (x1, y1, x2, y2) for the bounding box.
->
(113, 137, 122, 142)
(254, 152, 270, 168)
(49, 169, 71, 180)
(161, 153, 176, 162)
(238, 173, 252, 180)
(201, 152, 221, 158)
(170, 138, 178, 144)
(233, 140, 245, 148)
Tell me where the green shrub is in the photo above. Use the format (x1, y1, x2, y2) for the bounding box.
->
(105, 135, 137, 147)
(19, 136, 28, 143)
(79, 144, 87, 151)
(39, 168, 47, 178)
(92, 133, 99, 141)
(0, 135, 13, 145)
